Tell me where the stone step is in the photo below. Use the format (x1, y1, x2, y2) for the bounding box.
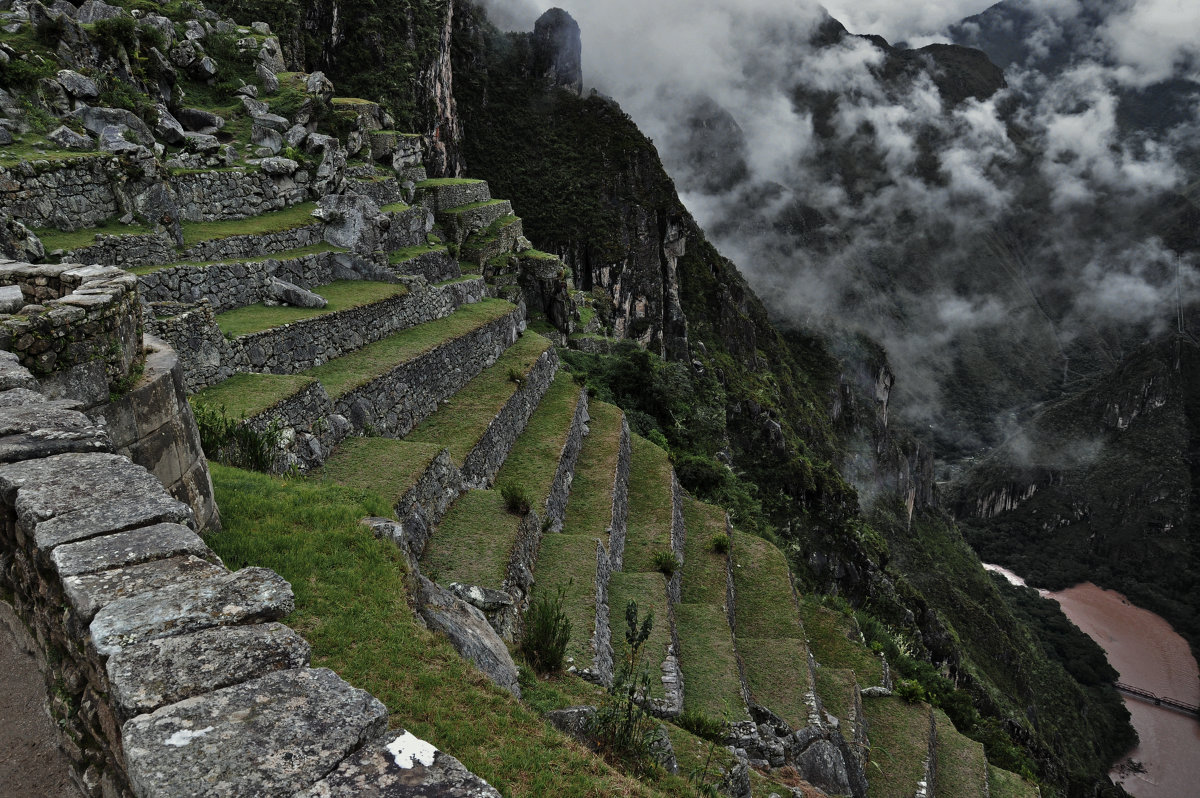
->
(730, 530, 817, 732)
(388, 243, 461, 284)
(862, 697, 936, 798)
(933, 708, 988, 798)
(419, 373, 586, 638)
(676, 497, 750, 722)
(531, 400, 629, 684)
(213, 277, 489, 376)
(460, 214, 524, 265)
(437, 200, 514, 244)
(405, 332, 557, 487)
(415, 178, 492, 213)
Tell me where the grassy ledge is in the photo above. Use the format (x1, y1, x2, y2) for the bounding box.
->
(417, 177, 486, 187)
(988, 764, 1041, 798)
(798, 596, 885, 685)
(215, 280, 408, 338)
(560, 401, 625, 538)
(530, 534, 601, 666)
(420, 489, 520, 589)
(442, 199, 507, 214)
(675, 602, 745, 720)
(934, 708, 988, 798)
(316, 438, 444, 506)
(35, 219, 154, 253)
(493, 373, 582, 505)
(622, 435, 675, 574)
(180, 202, 318, 246)
(191, 373, 317, 420)
(389, 243, 449, 264)
(305, 298, 517, 399)
(205, 465, 664, 797)
(608, 571, 673, 700)
(380, 201, 412, 213)
(131, 242, 343, 276)
(862, 696, 933, 798)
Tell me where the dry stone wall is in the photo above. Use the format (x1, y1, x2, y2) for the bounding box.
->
(0, 349, 500, 798)
(0, 156, 120, 230)
(144, 301, 238, 393)
(61, 233, 175, 270)
(608, 415, 631, 571)
(177, 222, 325, 263)
(171, 167, 311, 222)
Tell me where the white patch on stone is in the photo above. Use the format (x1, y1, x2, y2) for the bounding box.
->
(386, 731, 438, 769)
(165, 726, 214, 746)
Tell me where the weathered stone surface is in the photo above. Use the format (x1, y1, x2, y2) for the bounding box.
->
(316, 193, 386, 253)
(50, 522, 211, 577)
(0, 401, 113, 462)
(267, 277, 326, 308)
(176, 106, 225, 133)
(56, 69, 98, 99)
(0, 350, 38, 391)
(796, 739, 852, 796)
(257, 61, 279, 93)
(75, 0, 122, 22)
(62, 554, 225, 620)
(74, 105, 153, 145)
(546, 706, 596, 749)
(417, 577, 520, 698)
(89, 566, 293, 656)
(259, 156, 298, 175)
(122, 667, 386, 798)
(152, 104, 185, 145)
(297, 732, 502, 798)
(184, 131, 221, 154)
(0, 452, 192, 550)
(0, 282, 23, 313)
(142, 13, 174, 44)
(98, 124, 144, 155)
(106, 622, 310, 718)
(304, 71, 334, 102)
(447, 582, 513, 613)
(251, 122, 282, 154)
(46, 124, 93, 150)
(532, 8, 583, 95)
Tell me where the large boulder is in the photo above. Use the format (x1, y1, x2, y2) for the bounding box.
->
(151, 104, 184, 145)
(47, 124, 93, 150)
(257, 37, 286, 72)
(416, 577, 521, 698)
(314, 193, 385, 254)
(304, 71, 334, 102)
(98, 124, 145, 154)
(141, 14, 174, 45)
(175, 107, 224, 133)
(56, 69, 98, 101)
(251, 123, 282, 155)
(267, 278, 326, 309)
(75, 0, 123, 23)
(182, 131, 221, 154)
(73, 106, 154, 146)
(0, 214, 45, 262)
(256, 62, 279, 93)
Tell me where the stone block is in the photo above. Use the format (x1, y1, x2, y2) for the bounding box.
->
(122, 668, 386, 798)
(0, 401, 112, 463)
(106, 622, 310, 719)
(89, 566, 294, 656)
(50, 522, 211, 577)
(62, 554, 225, 621)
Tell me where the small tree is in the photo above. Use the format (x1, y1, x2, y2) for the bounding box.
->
(520, 585, 572, 674)
(590, 600, 660, 773)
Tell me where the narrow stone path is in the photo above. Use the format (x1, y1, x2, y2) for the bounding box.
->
(0, 604, 80, 798)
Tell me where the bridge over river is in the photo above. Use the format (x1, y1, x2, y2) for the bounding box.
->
(1115, 682, 1200, 718)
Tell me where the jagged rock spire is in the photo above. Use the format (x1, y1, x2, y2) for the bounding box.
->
(532, 8, 582, 95)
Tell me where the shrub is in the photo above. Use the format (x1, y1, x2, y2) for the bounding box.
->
(499, 481, 532, 515)
(520, 585, 572, 674)
(651, 549, 679, 578)
(590, 601, 659, 774)
(193, 403, 282, 472)
(677, 708, 725, 743)
(706, 533, 730, 555)
(895, 679, 926, 704)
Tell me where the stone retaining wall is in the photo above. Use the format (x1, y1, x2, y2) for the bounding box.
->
(668, 473, 685, 607)
(62, 233, 175, 269)
(177, 222, 325, 264)
(0, 349, 500, 798)
(332, 301, 520, 437)
(96, 334, 219, 531)
(608, 415, 631, 571)
(0, 155, 119, 230)
(349, 177, 406, 207)
(382, 206, 433, 251)
(145, 302, 238, 393)
(0, 262, 141, 409)
(543, 389, 589, 532)
(392, 450, 463, 561)
(416, 181, 491, 213)
(171, 168, 312, 222)
(390, 248, 460, 284)
(588, 542, 615, 686)
(460, 342, 558, 487)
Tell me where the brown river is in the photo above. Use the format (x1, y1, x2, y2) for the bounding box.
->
(985, 565, 1200, 798)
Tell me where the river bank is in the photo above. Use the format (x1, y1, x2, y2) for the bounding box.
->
(984, 566, 1200, 798)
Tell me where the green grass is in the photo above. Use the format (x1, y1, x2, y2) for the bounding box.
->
(442, 199, 507, 214)
(494, 373, 581, 505)
(934, 709, 988, 798)
(577, 304, 597, 330)
(988, 764, 1041, 798)
(180, 202, 318, 246)
(798, 597, 885, 684)
(562, 401, 624, 538)
(131, 242, 343, 275)
(622, 436, 675, 574)
(191, 373, 317, 420)
(730, 531, 801, 640)
(35, 219, 153, 252)
(608, 572, 672, 700)
(680, 498, 728, 605)
(522, 249, 560, 262)
(862, 697, 933, 798)
(215, 280, 408, 337)
(530, 534, 601, 666)
(305, 299, 517, 398)
(813, 666, 857, 728)
(380, 201, 412, 213)
(406, 332, 551, 463)
(315, 438, 443, 505)
(389, 243, 449, 264)
(420, 490, 520, 589)
(205, 465, 666, 797)
(739, 639, 813, 730)
(675, 603, 746, 721)
(417, 178, 485, 187)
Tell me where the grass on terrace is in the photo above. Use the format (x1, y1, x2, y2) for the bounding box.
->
(675, 603, 746, 720)
(730, 531, 801, 640)
(680, 498, 728, 605)
(215, 280, 408, 338)
(191, 373, 316, 420)
(315, 438, 443, 506)
(417, 177, 486, 187)
(561, 401, 624, 538)
(863, 696, 933, 798)
(530, 534, 600, 667)
(132, 242, 343, 275)
(304, 298, 516, 398)
(493, 373, 581, 504)
(35, 218, 153, 253)
(406, 332, 551, 464)
(380, 201, 412, 213)
(205, 465, 670, 797)
(812, 666, 857, 728)
(420, 489, 519, 589)
(988, 764, 1041, 798)
(441, 199, 507, 214)
(608, 572, 672, 700)
(179, 202, 318, 246)
(389, 243, 449, 264)
(622, 435, 675, 574)
(739, 639, 812, 730)
(798, 596, 885, 685)
(934, 709, 988, 798)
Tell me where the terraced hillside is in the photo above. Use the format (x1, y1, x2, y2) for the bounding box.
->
(0, 3, 1045, 794)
